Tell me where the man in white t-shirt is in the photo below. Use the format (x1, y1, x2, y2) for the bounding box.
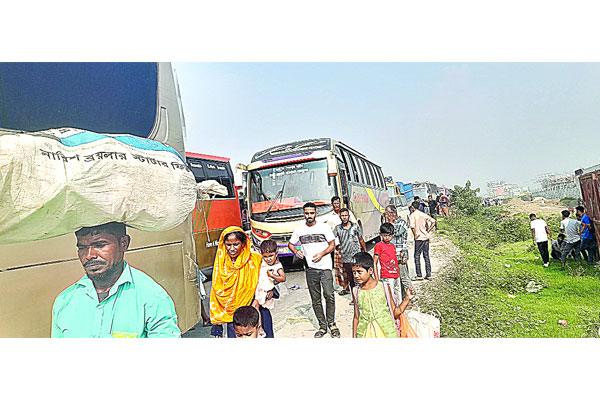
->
(288, 202, 339, 338)
(529, 213, 553, 267)
(559, 209, 582, 270)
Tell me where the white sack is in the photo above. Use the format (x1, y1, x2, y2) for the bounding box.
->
(196, 180, 228, 200)
(0, 128, 197, 244)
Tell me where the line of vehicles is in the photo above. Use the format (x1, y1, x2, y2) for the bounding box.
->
(0, 62, 442, 337)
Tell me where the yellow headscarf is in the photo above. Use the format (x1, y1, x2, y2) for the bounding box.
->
(209, 226, 262, 325)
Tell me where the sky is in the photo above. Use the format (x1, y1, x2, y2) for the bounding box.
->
(174, 62, 600, 194)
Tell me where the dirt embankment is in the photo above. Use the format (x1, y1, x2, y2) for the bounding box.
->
(504, 197, 565, 216)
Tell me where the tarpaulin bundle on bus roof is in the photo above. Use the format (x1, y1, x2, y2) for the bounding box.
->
(0, 128, 197, 244)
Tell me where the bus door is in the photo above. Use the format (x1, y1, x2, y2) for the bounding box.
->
(337, 158, 350, 207)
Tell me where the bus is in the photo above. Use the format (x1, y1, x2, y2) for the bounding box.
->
(186, 152, 242, 277)
(0, 62, 202, 337)
(385, 179, 409, 219)
(244, 138, 388, 260)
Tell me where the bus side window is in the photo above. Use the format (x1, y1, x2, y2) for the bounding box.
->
(339, 148, 354, 183)
(367, 162, 376, 187)
(348, 152, 361, 183)
(375, 165, 384, 188)
(360, 159, 371, 186)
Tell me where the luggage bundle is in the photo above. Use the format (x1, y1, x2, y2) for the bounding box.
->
(0, 128, 197, 244)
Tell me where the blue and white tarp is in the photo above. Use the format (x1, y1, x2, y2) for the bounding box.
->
(0, 128, 197, 244)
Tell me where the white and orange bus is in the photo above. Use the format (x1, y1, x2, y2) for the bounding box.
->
(244, 138, 389, 263)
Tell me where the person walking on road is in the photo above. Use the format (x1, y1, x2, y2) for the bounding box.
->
(288, 202, 340, 338)
(384, 205, 413, 299)
(560, 210, 583, 271)
(428, 195, 439, 219)
(575, 205, 597, 265)
(408, 201, 437, 280)
(438, 193, 450, 217)
(324, 196, 357, 293)
(530, 214, 553, 267)
(210, 227, 262, 338)
(333, 207, 366, 302)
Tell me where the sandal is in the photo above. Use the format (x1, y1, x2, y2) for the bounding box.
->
(329, 324, 341, 338)
(314, 328, 327, 338)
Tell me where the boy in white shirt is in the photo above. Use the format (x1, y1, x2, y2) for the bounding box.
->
(253, 239, 286, 338)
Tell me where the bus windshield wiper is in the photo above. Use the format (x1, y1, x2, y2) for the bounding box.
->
(263, 181, 286, 221)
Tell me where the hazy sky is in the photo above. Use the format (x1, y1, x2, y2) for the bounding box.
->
(174, 63, 600, 192)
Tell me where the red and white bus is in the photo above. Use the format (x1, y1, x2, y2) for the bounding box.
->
(185, 152, 242, 274)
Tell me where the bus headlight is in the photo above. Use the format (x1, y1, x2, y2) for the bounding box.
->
(252, 227, 272, 239)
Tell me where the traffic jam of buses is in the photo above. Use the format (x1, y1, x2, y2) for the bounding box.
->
(2, 63, 598, 339)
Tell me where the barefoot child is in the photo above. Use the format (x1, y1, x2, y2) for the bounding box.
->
(352, 252, 414, 338)
(233, 306, 261, 338)
(253, 239, 286, 338)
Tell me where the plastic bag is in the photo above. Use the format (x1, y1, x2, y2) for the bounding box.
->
(399, 313, 419, 338)
(406, 309, 441, 338)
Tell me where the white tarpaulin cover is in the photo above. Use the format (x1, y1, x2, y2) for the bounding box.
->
(0, 128, 197, 244)
(196, 180, 228, 199)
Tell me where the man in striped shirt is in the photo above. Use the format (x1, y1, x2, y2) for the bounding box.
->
(333, 208, 367, 302)
(384, 205, 414, 299)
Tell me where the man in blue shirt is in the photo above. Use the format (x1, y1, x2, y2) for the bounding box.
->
(576, 206, 597, 265)
(51, 222, 181, 338)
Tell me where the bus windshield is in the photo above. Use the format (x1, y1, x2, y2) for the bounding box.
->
(249, 159, 335, 217)
(0, 62, 158, 137)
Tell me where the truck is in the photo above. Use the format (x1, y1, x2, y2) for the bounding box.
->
(575, 164, 600, 244)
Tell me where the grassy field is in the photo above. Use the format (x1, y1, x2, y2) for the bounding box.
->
(416, 209, 600, 338)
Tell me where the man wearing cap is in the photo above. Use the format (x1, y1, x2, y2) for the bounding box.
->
(51, 222, 181, 338)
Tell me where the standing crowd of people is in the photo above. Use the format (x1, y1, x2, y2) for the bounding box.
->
(209, 194, 443, 339)
(530, 205, 599, 270)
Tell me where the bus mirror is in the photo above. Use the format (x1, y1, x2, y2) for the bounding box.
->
(327, 156, 337, 177)
(236, 163, 248, 171)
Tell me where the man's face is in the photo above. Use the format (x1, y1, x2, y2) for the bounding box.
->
(76, 231, 129, 281)
(235, 325, 259, 338)
(576, 210, 583, 218)
(332, 199, 341, 212)
(428, 196, 432, 201)
(304, 207, 317, 224)
(529, 216, 535, 221)
(384, 208, 397, 222)
(340, 210, 350, 225)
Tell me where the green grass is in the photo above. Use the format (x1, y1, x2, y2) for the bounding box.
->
(417, 212, 600, 338)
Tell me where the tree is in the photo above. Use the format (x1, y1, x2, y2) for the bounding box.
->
(449, 180, 481, 216)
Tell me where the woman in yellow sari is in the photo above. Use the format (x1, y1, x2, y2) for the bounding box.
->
(209, 226, 262, 338)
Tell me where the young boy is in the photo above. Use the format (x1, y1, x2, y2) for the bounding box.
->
(233, 306, 261, 338)
(373, 223, 402, 304)
(551, 233, 566, 261)
(253, 239, 286, 338)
